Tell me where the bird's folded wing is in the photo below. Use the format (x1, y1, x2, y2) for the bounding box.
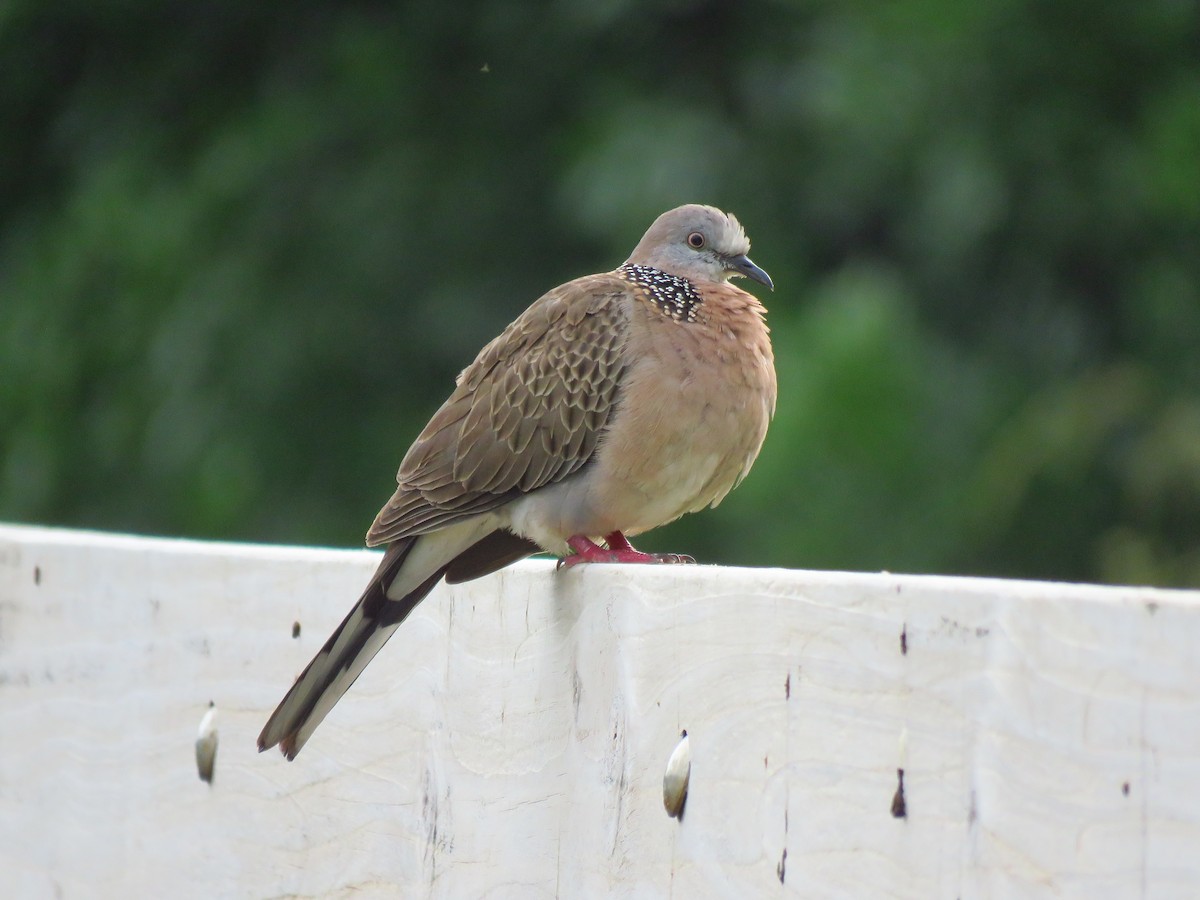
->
(367, 274, 632, 546)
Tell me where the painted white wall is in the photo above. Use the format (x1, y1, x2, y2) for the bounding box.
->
(1, 523, 1198, 899)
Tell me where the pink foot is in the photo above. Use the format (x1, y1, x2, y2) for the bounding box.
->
(557, 531, 695, 569)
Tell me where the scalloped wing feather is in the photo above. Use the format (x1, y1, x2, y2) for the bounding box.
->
(366, 275, 631, 546)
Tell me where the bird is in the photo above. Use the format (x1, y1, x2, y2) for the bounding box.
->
(258, 204, 777, 759)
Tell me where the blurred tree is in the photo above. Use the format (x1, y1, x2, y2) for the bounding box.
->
(1, 0, 1197, 585)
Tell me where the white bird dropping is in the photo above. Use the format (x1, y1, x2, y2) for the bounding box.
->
(195, 701, 219, 785)
(663, 729, 691, 819)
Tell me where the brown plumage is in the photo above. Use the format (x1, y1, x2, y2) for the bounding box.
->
(258, 204, 777, 759)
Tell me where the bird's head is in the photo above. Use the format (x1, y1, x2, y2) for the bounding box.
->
(626, 204, 773, 291)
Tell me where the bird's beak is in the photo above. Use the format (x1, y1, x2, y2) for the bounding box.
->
(727, 254, 774, 291)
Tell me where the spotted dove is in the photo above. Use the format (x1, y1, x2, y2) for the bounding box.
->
(258, 204, 777, 758)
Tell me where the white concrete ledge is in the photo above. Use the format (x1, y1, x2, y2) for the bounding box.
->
(2, 523, 1199, 898)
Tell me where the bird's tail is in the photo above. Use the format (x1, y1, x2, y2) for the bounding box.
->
(257, 518, 541, 759)
(257, 538, 439, 759)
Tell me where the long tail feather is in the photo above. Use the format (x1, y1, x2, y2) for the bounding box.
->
(258, 516, 526, 758)
(257, 539, 440, 759)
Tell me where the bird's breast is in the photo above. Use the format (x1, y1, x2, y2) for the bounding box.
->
(504, 285, 775, 549)
(582, 292, 776, 534)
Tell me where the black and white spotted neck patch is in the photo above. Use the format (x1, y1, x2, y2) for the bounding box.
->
(618, 264, 703, 323)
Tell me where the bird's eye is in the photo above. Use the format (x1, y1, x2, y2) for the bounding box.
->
(687, 232, 705, 249)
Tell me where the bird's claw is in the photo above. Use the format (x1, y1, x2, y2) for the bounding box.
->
(557, 531, 695, 569)
(652, 553, 695, 565)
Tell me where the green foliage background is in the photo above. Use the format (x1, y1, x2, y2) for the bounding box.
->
(2, 1, 1198, 585)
